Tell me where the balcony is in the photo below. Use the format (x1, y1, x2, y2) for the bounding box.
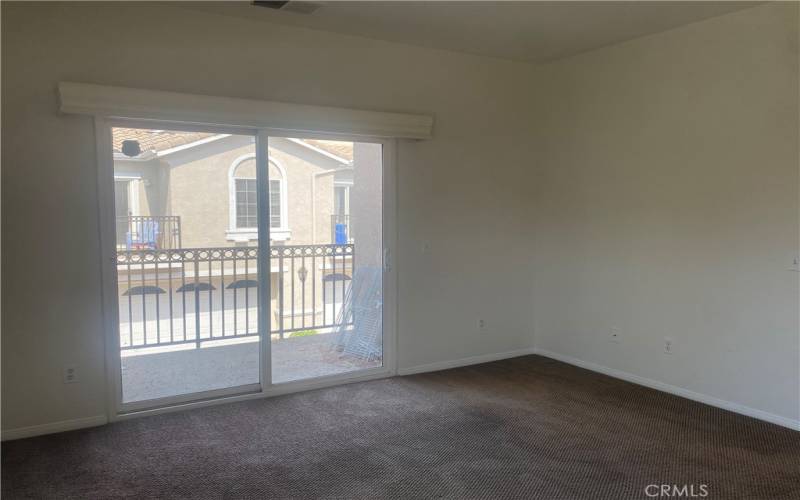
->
(116, 215, 182, 250)
(117, 243, 382, 402)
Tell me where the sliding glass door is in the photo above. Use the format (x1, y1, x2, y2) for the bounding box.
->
(267, 137, 384, 384)
(106, 124, 389, 412)
(111, 126, 264, 407)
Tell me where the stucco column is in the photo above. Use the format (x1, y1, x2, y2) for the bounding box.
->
(351, 142, 383, 269)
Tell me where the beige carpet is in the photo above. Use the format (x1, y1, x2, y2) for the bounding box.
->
(2, 355, 798, 499)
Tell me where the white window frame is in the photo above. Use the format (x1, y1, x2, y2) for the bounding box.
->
(226, 153, 290, 242)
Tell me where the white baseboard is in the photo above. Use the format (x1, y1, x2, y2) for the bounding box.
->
(5, 349, 795, 440)
(534, 348, 800, 432)
(1, 414, 108, 441)
(397, 347, 537, 376)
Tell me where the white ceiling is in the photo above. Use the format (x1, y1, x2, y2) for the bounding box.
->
(187, 1, 760, 64)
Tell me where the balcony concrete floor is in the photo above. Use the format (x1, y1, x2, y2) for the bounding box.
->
(121, 333, 381, 403)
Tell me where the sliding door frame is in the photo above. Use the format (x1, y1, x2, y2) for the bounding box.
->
(95, 118, 397, 421)
(260, 128, 398, 387)
(96, 118, 265, 416)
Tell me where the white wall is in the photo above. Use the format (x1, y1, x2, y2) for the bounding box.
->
(1, 3, 538, 432)
(532, 3, 800, 425)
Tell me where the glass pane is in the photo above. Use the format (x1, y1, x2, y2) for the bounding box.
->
(269, 137, 382, 384)
(112, 127, 261, 404)
(234, 179, 257, 229)
(269, 179, 281, 228)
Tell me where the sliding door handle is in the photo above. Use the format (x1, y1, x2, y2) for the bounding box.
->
(383, 248, 392, 272)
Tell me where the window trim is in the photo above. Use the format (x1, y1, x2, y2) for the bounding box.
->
(61, 81, 433, 138)
(227, 153, 289, 241)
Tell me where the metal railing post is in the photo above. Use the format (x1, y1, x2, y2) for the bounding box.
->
(194, 254, 201, 349)
(278, 252, 285, 340)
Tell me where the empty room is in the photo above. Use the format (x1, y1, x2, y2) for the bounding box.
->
(1, 1, 798, 499)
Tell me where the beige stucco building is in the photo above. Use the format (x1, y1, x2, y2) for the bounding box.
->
(112, 129, 355, 249)
(111, 129, 371, 340)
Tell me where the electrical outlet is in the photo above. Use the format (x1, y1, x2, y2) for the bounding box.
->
(478, 319, 487, 334)
(609, 327, 621, 343)
(63, 365, 79, 384)
(664, 337, 674, 355)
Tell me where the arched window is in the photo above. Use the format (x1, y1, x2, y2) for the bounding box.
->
(228, 154, 288, 240)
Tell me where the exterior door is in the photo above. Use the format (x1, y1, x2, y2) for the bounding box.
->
(114, 180, 130, 244)
(267, 136, 385, 384)
(110, 126, 264, 410)
(100, 121, 395, 417)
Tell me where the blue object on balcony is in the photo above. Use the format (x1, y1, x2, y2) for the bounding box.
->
(334, 223, 348, 244)
(127, 220, 160, 250)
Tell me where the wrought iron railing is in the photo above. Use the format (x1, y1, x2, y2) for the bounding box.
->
(116, 243, 354, 350)
(116, 215, 181, 250)
(330, 214, 352, 244)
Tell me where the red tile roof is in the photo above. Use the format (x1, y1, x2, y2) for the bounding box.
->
(112, 128, 216, 156)
(113, 128, 354, 162)
(302, 139, 353, 162)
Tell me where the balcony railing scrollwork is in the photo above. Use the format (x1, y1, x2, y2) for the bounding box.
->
(116, 243, 354, 351)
